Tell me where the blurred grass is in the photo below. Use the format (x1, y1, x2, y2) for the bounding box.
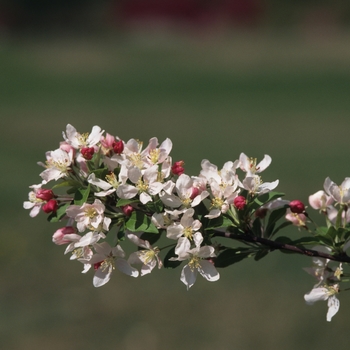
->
(1, 30, 350, 350)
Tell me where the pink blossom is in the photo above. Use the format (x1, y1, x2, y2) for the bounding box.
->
(52, 226, 76, 245)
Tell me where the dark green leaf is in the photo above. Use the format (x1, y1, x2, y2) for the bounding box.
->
(47, 203, 70, 223)
(205, 215, 234, 230)
(214, 247, 252, 267)
(125, 211, 159, 233)
(254, 249, 269, 261)
(116, 198, 139, 207)
(249, 191, 285, 211)
(140, 231, 163, 245)
(271, 221, 292, 236)
(265, 206, 288, 237)
(74, 184, 90, 205)
(52, 179, 81, 190)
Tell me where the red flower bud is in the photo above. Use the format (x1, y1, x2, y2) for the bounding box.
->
(172, 161, 185, 175)
(42, 199, 58, 213)
(81, 147, 95, 160)
(113, 140, 124, 154)
(122, 205, 134, 217)
(36, 189, 54, 201)
(289, 200, 305, 214)
(233, 196, 246, 210)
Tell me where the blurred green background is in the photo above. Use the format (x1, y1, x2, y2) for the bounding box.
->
(2, 1, 350, 349)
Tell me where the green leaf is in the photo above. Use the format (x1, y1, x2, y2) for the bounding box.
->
(74, 184, 90, 205)
(265, 206, 289, 237)
(271, 221, 292, 236)
(91, 167, 109, 179)
(125, 211, 159, 233)
(205, 215, 234, 230)
(47, 203, 70, 223)
(291, 236, 324, 246)
(52, 179, 81, 190)
(254, 249, 269, 261)
(116, 198, 139, 207)
(251, 217, 262, 236)
(163, 247, 182, 269)
(145, 198, 164, 214)
(249, 191, 285, 211)
(214, 247, 252, 268)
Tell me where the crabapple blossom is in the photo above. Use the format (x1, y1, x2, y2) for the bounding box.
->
(82, 242, 139, 287)
(170, 232, 219, 290)
(308, 190, 333, 211)
(239, 153, 271, 177)
(324, 177, 350, 205)
(24, 123, 350, 322)
(63, 124, 104, 149)
(304, 285, 340, 322)
(166, 208, 202, 241)
(66, 199, 109, 232)
(127, 232, 163, 276)
(39, 148, 73, 183)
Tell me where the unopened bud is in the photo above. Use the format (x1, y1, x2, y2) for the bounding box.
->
(171, 161, 185, 175)
(113, 140, 124, 154)
(289, 200, 305, 214)
(233, 196, 246, 210)
(52, 226, 75, 245)
(81, 147, 95, 160)
(42, 199, 58, 213)
(36, 189, 54, 201)
(122, 204, 134, 216)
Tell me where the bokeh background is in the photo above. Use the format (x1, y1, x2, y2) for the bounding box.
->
(1, 1, 350, 349)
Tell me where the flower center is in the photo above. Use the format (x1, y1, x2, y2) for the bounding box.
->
(85, 207, 97, 218)
(211, 197, 224, 209)
(183, 227, 194, 240)
(137, 179, 149, 193)
(188, 255, 201, 271)
(77, 132, 89, 147)
(105, 173, 120, 188)
(149, 149, 160, 164)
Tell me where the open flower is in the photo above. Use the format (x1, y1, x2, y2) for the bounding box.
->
(239, 153, 271, 177)
(66, 199, 108, 232)
(324, 177, 350, 205)
(83, 242, 139, 287)
(39, 148, 73, 183)
(170, 232, 219, 290)
(127, 232, 163, 276)
(304, 284, 340, 322)
(63, 124, 104, 149)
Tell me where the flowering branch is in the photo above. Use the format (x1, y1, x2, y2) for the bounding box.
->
(212, 230, 350, 263)
(23, 124, 350, 322)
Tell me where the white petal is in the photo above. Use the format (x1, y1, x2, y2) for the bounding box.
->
(93, 267, 111, 287)
(180, 264, 197, 290)
(116, 259, 139, 277)
(198, 260, 220, 282)
(327, 295, 340, 322)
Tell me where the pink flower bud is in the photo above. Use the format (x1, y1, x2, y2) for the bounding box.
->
(52, 226, 75, 245)
(81, 147, 95, 160)
(171, 161, 185, 175)
(289, 200, 305, 214)
(233, 196, 246, 210)
(42, 199, 58, 213)
(36, 189, 54, 201)
(113, 140, 124, 154)
(122, 205, 134, 216)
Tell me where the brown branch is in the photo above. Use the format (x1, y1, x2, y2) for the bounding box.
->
(212, 230, 350, 263)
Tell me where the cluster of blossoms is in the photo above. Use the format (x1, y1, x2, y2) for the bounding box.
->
(24, 124, 350, 321)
